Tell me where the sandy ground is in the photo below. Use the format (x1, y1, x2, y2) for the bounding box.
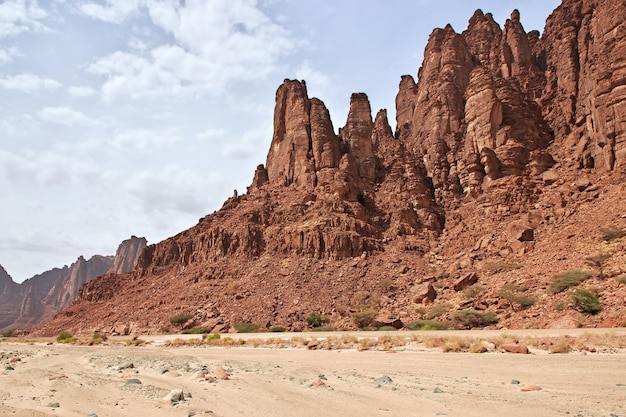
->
(1, 330, 626, 417)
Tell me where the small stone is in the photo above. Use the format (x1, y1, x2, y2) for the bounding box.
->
(162, 389, 184, 403)
(124, 379, 142, 386)
(215, 366, 230, 380)
(5, 366, 14, 371)
(520, 384, 542, 392)
(511, 380, 521, 385)
(161, 368, 169, 374)
(185, 392, 192, 399)
(374, 376, 393, 384)
(116, 361, 134, 371)
(188, 412, 196, 417)
(318, 374, 327, 381)
(87, 414, 98, 417)
(48, 402, 60, 408)
(502, 343, 529, 354)
(433, 387, 444, 393)
(191, 370, 206, 379)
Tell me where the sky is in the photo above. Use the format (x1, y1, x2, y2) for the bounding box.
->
(1, 0, 561, 282)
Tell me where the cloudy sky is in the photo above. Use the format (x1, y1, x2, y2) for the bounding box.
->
(1, 0, 560, 282)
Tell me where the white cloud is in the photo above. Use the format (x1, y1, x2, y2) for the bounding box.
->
(68, 85, 96, 97)
(0, 46, 19, 65)
(197, 128, 227, 141)
(79, 0, 142, 24)
(38, 106, 99, 127)
(86, 0, 295, 102)
(111, 127, 181, 150)
(222, 121, 272, 159)
(295, 60, 330, 95)
(0, 0, 49, 38)
(0, 73, 61, 93)
(125, 165, 213, 215)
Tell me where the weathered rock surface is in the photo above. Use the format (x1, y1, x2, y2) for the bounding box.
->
(33, 1, 626, 336)
(0, 236, 146, 331)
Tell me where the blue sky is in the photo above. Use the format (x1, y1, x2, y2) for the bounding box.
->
(0, 0, 560, 282)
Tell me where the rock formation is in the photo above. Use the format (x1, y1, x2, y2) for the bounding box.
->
(34, 0, 626, 336)
(0, 236, 146, 331)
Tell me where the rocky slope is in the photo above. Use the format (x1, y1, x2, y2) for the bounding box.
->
(36, 0, 626, 336)
(0, 236, 146, 331)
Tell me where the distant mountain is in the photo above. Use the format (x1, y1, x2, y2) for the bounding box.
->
(0, 236, 146, 331)
(36, 0, 626, 336)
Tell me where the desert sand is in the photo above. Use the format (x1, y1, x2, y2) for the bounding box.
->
(1, 330, 626, 417)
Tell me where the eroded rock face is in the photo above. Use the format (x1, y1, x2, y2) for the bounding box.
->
(34, 1, 626, 336)
(541, 0, 626, 170)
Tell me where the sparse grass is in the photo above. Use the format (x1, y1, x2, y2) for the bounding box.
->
(469, 341, 489, 353)
(1, 329, 16, 338)
(124, 336, 147, 346)
(306, 312, 329, 329)
(352, 310, 378, 329)
(441, 336, 472, 352)
(462, 284, 486, 300)
(270, 326, 287, 332)
(404, 320, 448, 331)
(548, 337, 572, 354)
(599, 225, 626, 241)
(498, 284, 535, 310)
(570, 288, 601, 315)
(585, 253, 612, 278)
(452, 310, 498, 329)
(616, 275, 626, 285)
(377, 326, 397, 331)
(183, 326, 210, 334)
(234, 322, 259, 333)
(169, 312, 193, 325)
(548, 270, 594, 294)
(484, 261, 524, 274)
(56, 331, 76, 343)
(312, 326, 334, 332)
(424, 303, 451, 320)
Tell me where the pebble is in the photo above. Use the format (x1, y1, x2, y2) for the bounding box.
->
(48, 402, 60, 408)
(374, 376, 393, 384)
(433, 387, 444, 394)
(124, 379, 142, 386)
(520, 384, 542, 392)
(511, 380, 521, 385)
(162, 389, 184, 403)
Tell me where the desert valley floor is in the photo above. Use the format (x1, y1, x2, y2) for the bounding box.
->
(1, 329, 625, 417)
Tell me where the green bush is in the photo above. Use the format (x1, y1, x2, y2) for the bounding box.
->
(169, 313, 193, 325)
(548, 270, 594, 294)
(204, 333, 221, 341)
(570, 289, 601, 315)
(305, 312, 329, 328)
(404, 320, 448, 331)
(1, 329, 16, 338)
(234, 322, 259, 333)
(585, 253, 612, 278)
(498, 284, 535, 310)
(452, 310, 498, 329)
(270, 326, 287, 332)
(352, 310, 378, 329)
(56, 331, 75, 343)
(183, 326, 210, 334)
(424, 303, 452, 320)
(312, 326, 334, 332)
(376, 326, 397, 331)
(92, 331, 107, 341)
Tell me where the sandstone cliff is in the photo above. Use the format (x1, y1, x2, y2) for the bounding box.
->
(0, 236, 146, 331)
(35, 0, 626, 336)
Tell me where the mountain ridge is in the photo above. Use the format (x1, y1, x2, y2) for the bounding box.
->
(34, 0, 626, 336)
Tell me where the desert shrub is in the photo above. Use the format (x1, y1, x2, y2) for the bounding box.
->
(1, 329, 16, 338)
(204, 333, 221, 341)
(452, 310, 498, 329)
(441, 336, 471, 352)
(549, 338, 572, 354)
(183, 326, 210, 334)
(378, 277, 394, 291)
(352, 310, 378, 329)
(469, 341, 488, 353)
(351, 290, 381, 310)
(616, 275, 626, 285)
(599, 225, 626, 241)
(569, 288, 601, 315)
(404, 320, 448, 331)
(498, 284, 535, 310)
(312, 326, 334, 332)
(424, 303, 452, 320)
(414, 307, 427, 316)
(484, 261, 524, 274)
(270, 326, 287, 332)
(56, 331, 75, 343)
(462, 284, 486, 300)
(585, 253, 612, 278)
(92, 331, 107, 341)
(169, 312, 193, 325)
(548, 270, 593, 294)
(234, 322, 259, 333)
(377, 326, 397, 331)
(305, 312, 329, 328)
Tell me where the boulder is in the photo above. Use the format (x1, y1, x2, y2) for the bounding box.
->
(453, 272, 479, 292)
